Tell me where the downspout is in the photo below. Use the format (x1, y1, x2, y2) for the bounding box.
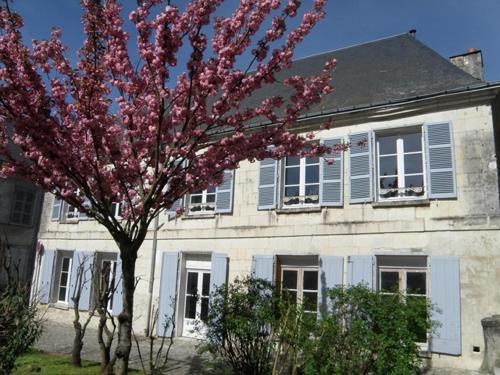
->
(145, 213, 163, 336)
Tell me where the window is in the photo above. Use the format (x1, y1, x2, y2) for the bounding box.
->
(283, 156, 320, 207)
(99, 259, 117, 312)
(188, 187, 216, 214)
(280, 263, 319, 316)
(10, 187, 36, 226)
(377, 255, 428, 345)
(57, 256, 72, 303)
(376, 128, 425, 200)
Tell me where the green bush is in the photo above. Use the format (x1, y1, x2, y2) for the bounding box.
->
(0, 285, 43, 375)
(300, 285, 433, 375)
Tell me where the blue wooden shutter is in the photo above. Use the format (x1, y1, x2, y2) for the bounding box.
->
(166, 197, 184, 219)
(258, 158, 278, 210)
(349, 132, 373, 203)
(424, 122, 457, 198)
(68, 251, 94, 309)
(157, 252, 179, 337)
(209, 253, 228, 295)
(111, 256, 123, 316)
(51, 197, 62, 221)
(251, 255, 275, 283)
(430, 256, 461, 355)
(347, 255, 374, 288)
(79, 251, 95, 310)
(39, 249, 56, 304)
(319, 256, 344, 314)
(215, 170, 234, 213)
(320, 138, 344, 207)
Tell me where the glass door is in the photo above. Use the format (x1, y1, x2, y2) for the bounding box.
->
(183, 269, 210, 338)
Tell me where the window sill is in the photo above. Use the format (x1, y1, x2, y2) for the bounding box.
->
(181, 213, 216, 220)
(276, 206, 322, 214)
(372, 199, 430, 208)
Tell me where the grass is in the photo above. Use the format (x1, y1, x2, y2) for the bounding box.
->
(13, 351, 142, 375)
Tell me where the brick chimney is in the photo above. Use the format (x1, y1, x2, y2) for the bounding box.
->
(449, 48, 484, 80)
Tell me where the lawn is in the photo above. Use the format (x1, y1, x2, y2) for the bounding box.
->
(14, 351, 142, 375)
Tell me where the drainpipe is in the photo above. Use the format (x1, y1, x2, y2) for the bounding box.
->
(145, 213, 163, 336)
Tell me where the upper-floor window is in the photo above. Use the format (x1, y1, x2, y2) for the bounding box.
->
(10, 187, 36, 226)
(283, 156, 320, 207)
(188, 186, 216, 214)
(376, 128, 425, 201)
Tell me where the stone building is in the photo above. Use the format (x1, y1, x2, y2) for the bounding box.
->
(32, 32, 500, 372)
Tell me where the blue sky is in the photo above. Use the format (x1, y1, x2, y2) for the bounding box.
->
(11, 0, 500, 82)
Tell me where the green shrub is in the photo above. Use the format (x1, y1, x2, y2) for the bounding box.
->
(0, 285, 43, 375)
(300, 285, 433, 375)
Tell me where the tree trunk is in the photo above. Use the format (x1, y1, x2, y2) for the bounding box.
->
(114, 248, 137, 375)
(97, 309, 113, 375)
(72, 320, 83, 367)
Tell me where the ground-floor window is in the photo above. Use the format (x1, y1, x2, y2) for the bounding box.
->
(57, 256, 72, 303)
(182, 259, 211, 338)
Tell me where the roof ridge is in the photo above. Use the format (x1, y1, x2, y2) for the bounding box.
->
(291, 32, 411, 63)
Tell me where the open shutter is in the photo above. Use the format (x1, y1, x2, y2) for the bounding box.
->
(39, 249, 56, 304)
(51, 197, 62, 221)
(251, 255, 275, 283)
(157, 252, 179, 337)
(424, 122, 457, 198)
(349, 132, 373, 203)
(209, 253, 228, 295)
(258, 158, 278, 210)
(111, 256, 123, 316)
(430, 256, 461, 355)
(166, 197, 184, 219)
(347, 255, 374, 288)
(320, 138, 344, 207)
(318, 256, 344, 314)
(215, 170, 234, 213)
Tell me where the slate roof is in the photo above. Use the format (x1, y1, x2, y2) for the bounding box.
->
(242, 32, 484, 117)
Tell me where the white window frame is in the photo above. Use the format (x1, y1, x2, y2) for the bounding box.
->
(378, 265, 429, 350)
(282, 156, 320, 208)
(187, 187, 216, 215)
(375, 127, 427, 202)
(57, 256, 73, 304)
(280, 266, 319, 314)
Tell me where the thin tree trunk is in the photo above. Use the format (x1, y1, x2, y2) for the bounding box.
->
(114, 248, 137, 375)
(98, 309, 113, 375)
(72, 319, 83, 367)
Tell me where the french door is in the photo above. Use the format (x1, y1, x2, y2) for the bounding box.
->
(183, 269, 211, 338)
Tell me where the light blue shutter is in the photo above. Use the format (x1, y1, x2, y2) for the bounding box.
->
(166, 197, 184, 219)
(347, 256, 374, 288)
(251, 255, 275, 283)
(424, 122, 457, 198)
(51, 197, 62, 221)
(39, 249, 56, 304)
(111, 256, 123, 316)
(209, 253, 228, 295)
(319, 256, 344, 314)
(430, 256, 461, 355)
(215, 170, 234, 213)
(68, 251, 94, 310)
(320, 138, 344, 206)
(258, 158, 278, 210)
(349, 132, 373, 203)
(157, 252, 179, 337)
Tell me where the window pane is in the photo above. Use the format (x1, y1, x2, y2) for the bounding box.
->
(305, 184, 319, 197)
(282, 270, 298, 289)
(190, 195, 202, 204)
(306, 165, 319, 183)
(379, 155, 397, 176)
(406, 272, 426, 295)
(60, 272, 68, 287)
(405, 175, 423, 188)
(303, 291, 318, 311)
(380, 271, 399, 292)
(285, 186, 300, 198)
(185, 296, 197, 319)
(285, 167, 300, 185)
(404, 154, 423, 174)
(187, 272, 198, 295)
(62, 258, 70, 272)
(282, 290, 297, 305)
(206, 194, 216, 203)
(306, 156, 319, 165)
(303, 271, 318, 291)
(407, 296, 428, 343)
(380, 177, 398, 189)
(200, 297, 209, 322)
(286, 157, 300, 166)
(202, 273, 211, 296)
(58, 287, 66, 302)
(378, 135, 397, 155)
(403, 132, 422, 152)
